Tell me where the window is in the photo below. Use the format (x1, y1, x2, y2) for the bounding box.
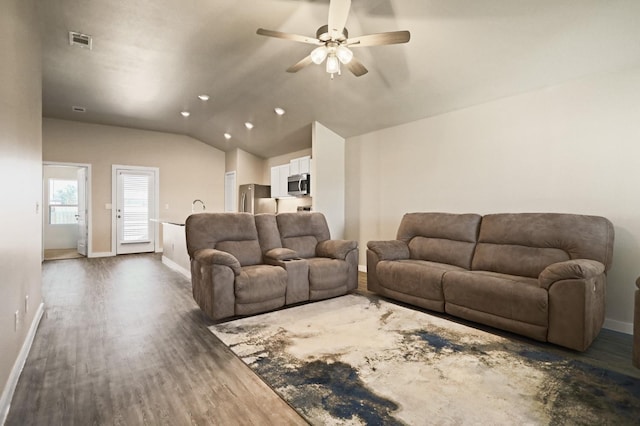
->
(49, 179, 78, 224)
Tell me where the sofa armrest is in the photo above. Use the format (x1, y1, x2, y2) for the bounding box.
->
(264, 247, 299, 262)
(539, 259, 605, 290)
(367, 240, 409, 261)
(193, 248, 241, 276)
(316, 240, 358, 260)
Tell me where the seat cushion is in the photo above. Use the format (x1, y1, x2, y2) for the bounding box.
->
(307, 257, 348, 291)
(377, 259, 465, 302)
(443, 270, 548, 327)
(235, 264, 287, 305)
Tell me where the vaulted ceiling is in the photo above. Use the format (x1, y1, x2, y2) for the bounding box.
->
(39, 0, 640, 158)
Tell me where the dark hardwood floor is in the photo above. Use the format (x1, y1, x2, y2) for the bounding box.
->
(7, 254, 639, 425)
(7, 254, 306, 426)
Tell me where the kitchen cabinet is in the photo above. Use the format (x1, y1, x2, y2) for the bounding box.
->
(289, 155, 311, 176)
(270, 164, 290, 198)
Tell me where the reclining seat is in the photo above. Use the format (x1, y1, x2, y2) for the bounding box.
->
(275, 212, 359, 300)
(185, 212, 287, 320)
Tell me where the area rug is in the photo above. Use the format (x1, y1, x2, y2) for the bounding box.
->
(209, 294, 640, 425)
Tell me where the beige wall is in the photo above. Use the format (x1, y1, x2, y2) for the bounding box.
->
(345, 67, 640, 331)
(43, 119, 226, 254)
(0, 0, 43, 413)
(313, 122, 346, 238)
(226, 147, 267, 184)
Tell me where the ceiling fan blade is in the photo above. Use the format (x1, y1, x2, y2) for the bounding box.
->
(286, 55, 314, 73)
(256, 28, 322, 45)
(347, 30, 411, 47)
(327, 0, 351, 40)
(346, 57, 368, 77)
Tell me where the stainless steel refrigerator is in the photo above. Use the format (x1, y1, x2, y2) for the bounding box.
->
(238, 184, 276, 214)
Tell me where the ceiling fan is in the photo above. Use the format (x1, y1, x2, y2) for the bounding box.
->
(256, 0, 410, 78)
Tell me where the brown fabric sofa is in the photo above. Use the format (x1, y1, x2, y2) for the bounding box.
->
(186, 212, 358, 320)
(367, 212, 615, 351)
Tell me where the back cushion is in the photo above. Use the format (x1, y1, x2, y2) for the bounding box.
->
(185, 212, 263, 266)
(254, 213, 282, 253)
(472, 213, 615, 277)
(216, 240, 263, 266)
(277, 212, 331, 259)
(397, 213, 482, 269)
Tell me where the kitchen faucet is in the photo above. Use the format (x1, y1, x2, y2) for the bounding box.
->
(191, 199, 206, 213)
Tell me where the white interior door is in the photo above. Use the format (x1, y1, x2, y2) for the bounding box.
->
(116, 168, 155, 254)
(76, 167, 88, 256)
(224, 171, 237, 212)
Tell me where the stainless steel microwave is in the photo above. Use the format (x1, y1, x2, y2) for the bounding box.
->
(287, 173, 310, 196)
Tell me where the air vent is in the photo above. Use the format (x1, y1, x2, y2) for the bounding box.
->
(72, 106, 86, 113)
(68, 31, 92, 50)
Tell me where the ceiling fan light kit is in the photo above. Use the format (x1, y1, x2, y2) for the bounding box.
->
(256, 0, 410, 79)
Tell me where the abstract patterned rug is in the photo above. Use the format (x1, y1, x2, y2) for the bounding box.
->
(210, 294, 640, 425)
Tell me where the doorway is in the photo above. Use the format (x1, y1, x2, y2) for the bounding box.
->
(42, 162, 91, 260)
(111, 165, 159, 255)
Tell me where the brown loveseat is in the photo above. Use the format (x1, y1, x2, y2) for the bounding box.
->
(367, 212, 614, 351)
(186, 212, 358, 320)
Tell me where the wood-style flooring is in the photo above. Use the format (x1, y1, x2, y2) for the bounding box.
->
(7, 254, 639, 425)
(7, 254, 306, 426)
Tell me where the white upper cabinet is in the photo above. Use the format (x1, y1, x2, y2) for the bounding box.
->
(270, 164, 290, 198)
(289, 155, 311, 176)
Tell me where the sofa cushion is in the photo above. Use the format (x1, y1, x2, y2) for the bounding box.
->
(216, 240, 263, 267)
(472, 244, 569, 279)
(443, 270, 548, 327)
(472, 213, 615, 277)
(186, 212, 264, 266)
(307, 257, 348, 290)
(396, 213, 481, 269)
(234, 264, 287, 305)
(277, 212, 331, 259)
(378, 259, 465, 302)
(255, 213, 283, 253)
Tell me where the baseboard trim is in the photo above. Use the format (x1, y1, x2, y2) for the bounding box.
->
(89, 251, 114, 258)
(603, 318, 633, 335)
(162, 255, 191, 279)
(0, 302, 44, 425)
(358, 265, 367, 273)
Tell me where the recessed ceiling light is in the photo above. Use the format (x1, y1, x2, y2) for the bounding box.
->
(274, 107, 285, 116)
(198, 94, 210, 101)
(181, 111, 190, 117)
(244, 122, 254, 130)
(224, 133, 232, 140)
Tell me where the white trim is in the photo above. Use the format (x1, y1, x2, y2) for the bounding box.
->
(89, 251, 114, 258)
(42, 162, 93, 258)
(358, 264, 367, 273)
(162, 255, 191, 279)
(111, 165, 160, 255)
(603, 318, 633, 335)
(0, 302, 44, 425)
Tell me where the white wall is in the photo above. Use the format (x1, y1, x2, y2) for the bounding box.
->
(43, 165, 81, 250)
(0, 0, 43, 418)
(346, 67, 640, 331)
(312, 121, 346, 238)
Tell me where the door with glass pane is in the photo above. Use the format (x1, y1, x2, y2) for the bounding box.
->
(116, 169, 155, 254)
(76, 167, 88, 256)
